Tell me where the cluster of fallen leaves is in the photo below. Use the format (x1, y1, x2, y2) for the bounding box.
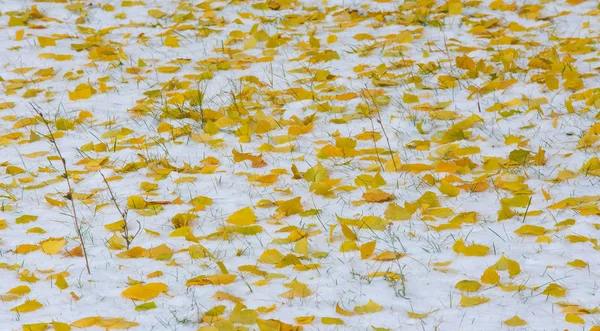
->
(2, 0, 600, 330)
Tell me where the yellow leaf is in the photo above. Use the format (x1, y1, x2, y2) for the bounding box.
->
(567, 259, 587, 268)
(566, 234, 590, 243)
(212, 291, 243, 303)
(170, 213, 197, 228)
(70, 292, 80, 301)
(141, 182, 159, 191)
(244, 36, 257, 50)
(38, 36, 56, 47)
(536, 235, 551, 243)
(13, 117, 38, 129)
(145, 244, 173, 261)
(253, 304, 275, 313)
(384, 203, 415, 220)
(340, 224, 357, 241)
(372, 251, 405, 261)
(104, 220, 126, 232)
(98, 318, 139, 329)
(164, 35, 180, 47)
(360, 241, 376, 259)
(127, 195, 147, 209)
(439, 181, 459, 197)
(455, 280, 482, 292)
(396, 31, 413, 43)
(11, 299, 43, 313)
(0, 102, 16, 110)
(545, 74, 559, 90)
(354, 300, 383, 314)
(493, 254, 521, 276)
(303, 163, 329, 182)
(156, 66, 181, 73)
(448, 0, 463, 14)
(188, 244, 209, 259)
(6, 165, 26, 175)
(55, 274, 68, 290)
(542, 283, 566, 297)
(295, 315, 315, 324)
(0, 295, 20, 301)
(275, 197, 303, 216)
(249, 173, 279, 185)
(336, 303, 355, 316)
(321, 317, 344, 325)
(204, 305, 226, 319)
(258, 249, 284, 264)
(21, 151, 49, 159)
(64, 245, 83, 257)
(22, 323, 48, 331)
(416, 191, 440, 208)
(504, 316, 527, 326)
(363, 189, 395, 202)
(340, 240, 359, 252)
(481, 267, 500, 284)
(186, 274, 237, 286)
(230, 304, 258, 325)
(116, 246, 147, 258)
(7, 285, 30, 295)
(40, 238, 67, 255)
(502, 195, 531, 208)
(226, 206, 256, 226)
(461, 244, 489, 256)
(148, 9, 166, 18)
(556, 219, 575, 228)
(459, 294, 489, 307)
(514, 225, 546, 236)
(279, 279, 312, 299)
(407, 311, 432, 319)
(68, 86, 93, 101)
(24, 227, 46, 234)
(359, 216, 388, 231)
(15, 244, 40, 254)
(15, 30, 25, 41)
(335, 137, 356, 150)
(233, 225, 263, 235)
(402, 93, 419, 103)
(45, 196, 67, 207)
(174, 176, 196, 183)
(438, 75, 458, 89)
(145, 228, 160, 237)
(256, 319, 299, 331)
(565, 313, 585, 324)
(294, 238, 308, 257)
(121, 282, 168, 301)
(71, 317, 102, 328)
(39, 53, 73, 61)
(453, 238, 489, 256)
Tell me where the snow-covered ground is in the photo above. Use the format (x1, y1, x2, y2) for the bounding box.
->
(1, 0, 600, 330)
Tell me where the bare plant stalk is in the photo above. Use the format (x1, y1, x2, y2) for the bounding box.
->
(373, 108, 398, 172)
(31, 103, 91, 274)
(99, 172, 141, 249)
(367, 112, 385, 172)
(362, 89, 399, 172)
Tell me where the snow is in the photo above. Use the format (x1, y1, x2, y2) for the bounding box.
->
(1, 0, 600, 330)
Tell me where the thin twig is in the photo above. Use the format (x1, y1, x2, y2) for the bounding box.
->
(31, 103, 91, 274)
(363, 88, 398, 172)
(521, 196, 533, 223)
(99, 172, 141, 249)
